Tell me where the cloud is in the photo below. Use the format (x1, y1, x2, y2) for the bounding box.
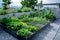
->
(10, 0, 60, 7)
(10, 0, 22, 7)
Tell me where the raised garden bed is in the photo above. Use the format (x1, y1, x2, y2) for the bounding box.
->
(0, 8, 56, 40)
(0, 21, 50, 40)
(0, 16, 50, 40)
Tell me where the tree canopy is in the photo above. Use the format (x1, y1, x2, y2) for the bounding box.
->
(39, 0, 43, 8)
(21, 0, 37, 9)
(2, 0, 11, 9)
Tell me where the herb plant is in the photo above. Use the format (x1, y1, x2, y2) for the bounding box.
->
(17, 29, 31, 38)
(27, 25, 40, 32)
(7, 22, 28, 30)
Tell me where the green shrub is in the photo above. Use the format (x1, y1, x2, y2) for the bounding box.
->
(30, 12, 39, 17)
(8, 17, 20, 22)
(0, 18, 9, 25)
(34, 17, 48, 24)
(17, 9, 22, 12)
(21, 7, 32, 12)
(6, 8, 22, 13)
(6, 8, 17, 13)
(28, 17, 48, 24)
(7, 22, 28, 30)
(7, 22, 22, 30)
(20, 14, 31, 22)
(17, 29, 31, 38)
(45, 9, 56, 21)
(57, 4, 60, 7)
(6, 17, 20, 22)
(0, 17, 20, 25)
(0, 9, 8, 15)
(45, 13, 56, 21)
(20, 17, 48, 24)
(59, 4, 60, 7)
(27, 25, 40, 32)
(20, 14, 29, 19)
(30, 10, 45, 17)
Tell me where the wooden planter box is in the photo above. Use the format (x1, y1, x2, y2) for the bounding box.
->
(0, 22, 50, 40)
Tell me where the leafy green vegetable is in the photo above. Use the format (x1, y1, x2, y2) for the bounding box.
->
(0, 17, 20, 24)
(7, 22, 28, 30)
(8, 17, 20, 22)
(27, 17, 48, 24)
(21, 7, 32, 12)
(27, 25, 40, 32)
(17, 29, 31, 38)
(0, 9, 7, 15)
(45, 9, 56, 21)
(20, 14, 29, 19)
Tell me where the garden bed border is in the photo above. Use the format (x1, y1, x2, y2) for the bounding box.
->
(0, 22, 50, 40)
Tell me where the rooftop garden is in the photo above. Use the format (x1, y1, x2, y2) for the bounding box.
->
(0, 0, 56, 40)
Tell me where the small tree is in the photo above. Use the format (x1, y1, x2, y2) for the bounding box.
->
(21, 0, 37, 9)
(2, 0, 11, 10)
(39, 0, 43, 8)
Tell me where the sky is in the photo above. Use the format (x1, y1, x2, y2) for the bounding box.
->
(0, 0, 60, 8)
(10, 0, 60, 7)
(0, 0, 2, 8)
(10, 0, 22, 7)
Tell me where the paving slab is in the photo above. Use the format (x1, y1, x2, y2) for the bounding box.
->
(0, 28, 18, 40)
(31, 19, 60, 40)
(54, 29, 60, 40)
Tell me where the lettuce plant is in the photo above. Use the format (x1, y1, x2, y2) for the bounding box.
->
(45, 9, 56, 21)
(27, 25, 40, 32)
(7, 22, 28, 30)
(17, 29, 31, 38)
(21, 7, 32, 12)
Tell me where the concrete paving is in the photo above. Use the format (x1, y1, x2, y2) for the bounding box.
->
(54, 29, 60, 40)
(0, 28, 17, 40)
(31, 19, 60, 40)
